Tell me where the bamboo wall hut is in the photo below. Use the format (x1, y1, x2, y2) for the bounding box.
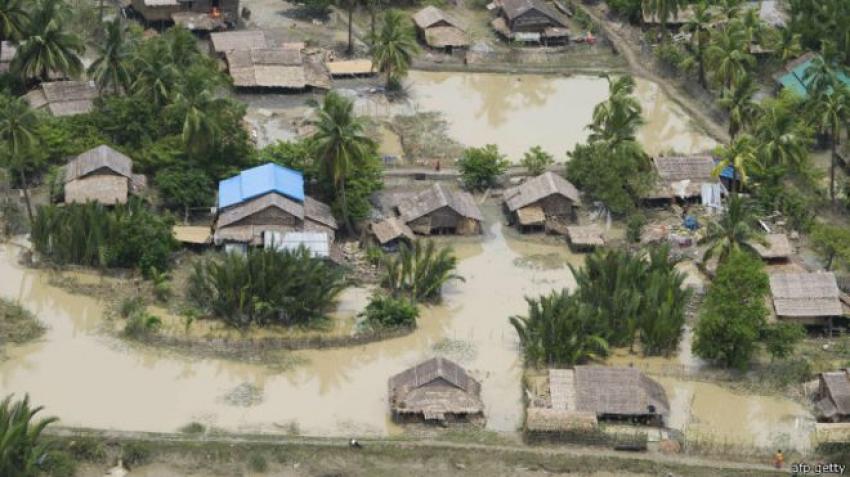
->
(815, 369, 850, 423)
(503, 172, 581, 232)
(214, 163, 337, 247)
(397, 184, 483, 235)
(370, 217, 415, 249)
(223, 48, 330, 90)
(769, 272, 842, 327)
(490, 0, 569, 44)
(24, 81, 98, 117)
(210, 30, 268, 55)
(646, 155, 719, 201)
(751, 233, 792, 262)
(412, 6, 469, 52)
(64, 145, 146, 205)
(131, 0, 239, 29)
(388, 357, 484, 424)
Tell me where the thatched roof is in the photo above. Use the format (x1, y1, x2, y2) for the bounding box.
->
(817, 369, 850, 418)
(327, 59, 375, 77)
(210, 30, 268, 53)
(573, 366, 670, 417)
(566, 225, 605, 247)
(769, 272, 842, 318)
(653, 155, 715, 182)
(424, 27, 469, 48)
(751, 233, 792, 259)
(504, 172, 581, 212)
(173, 225, 212, 244)
(25, 81, 98, 117)
(516, 205, 545, 226)
(371, 217, 415, 244)
(388, 357, 483, 420)
(216, 192, 336, 230)
(65, 145, 133, 183)
(225, 49, 307, 89)
(304, 196, 338, 229)
(398, 184, 483, 223)
(499, 0, 566, 26)
(413, 5, 463, 30)
(303, 54, 332, 89)
(526, 408, 597, 432)
(171, 11, 225, 31)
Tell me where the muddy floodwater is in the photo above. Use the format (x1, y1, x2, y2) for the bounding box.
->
(404, 71, 718, 160)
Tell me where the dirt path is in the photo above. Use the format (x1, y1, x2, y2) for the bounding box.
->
(573, 4, 730, 145)
(49, 427, 784, 476)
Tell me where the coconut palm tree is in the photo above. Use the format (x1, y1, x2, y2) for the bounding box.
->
(588, 75, 645, 144)
(774, 28, 802, 64)
(12, 0, 84, 82)
(167, 65, 228, 158)
(753, 92, 812, 176)
(641, 0, 685, 35)
(0, 0, 28, 68)
(804, 52, 841, 99)
(706, 24, 754, 90)
(130, 39, 180, 108)
(0, 96, 39, 223)
(87, 16, 134, 94)
(309, 90, 375, 234)
(810, 86, 850, 204)
(700, 195, 763, 264)
(370, 9, 419, 90)
(716, 0, 742, 22)
(0, 394, 58, 477)
(717, 73, 760, 138)
(681, 1, 713, 88)
(713, 133, 758, 194)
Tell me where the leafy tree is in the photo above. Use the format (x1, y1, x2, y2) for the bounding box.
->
(0, 394, 57, 477)
(370, 9, 419, 89)
(700, 195, 764, 263)
(566, 140, 652, 215)
(300, 0, 333, 16)
(12, 0, 84, 82)
(154, 167, 213, 222)
(87, 16, 134, 94)
(810, 223, 850, 270)
(309, 90, 376, 234)
(457, 144, 509, 190)
(0, 0, 27, 68)
(762, 322, 806, 361)
(380, 240, 463, 303)
(681, 1, 713, 88)
(694, 249, 769, 369)
(36, 115, 110, 165)
(520, 146, 554, 175)
(717, 73, 760, 138)
(257, 139, 318, 178)
(0, 95, 39, 222)
(359, 293, 418, 329)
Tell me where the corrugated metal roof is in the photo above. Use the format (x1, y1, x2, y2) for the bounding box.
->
(218, 163, 305, 209)
(265, 231, 330, 258)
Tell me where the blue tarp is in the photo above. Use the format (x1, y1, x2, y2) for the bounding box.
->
(718, 164, 737, 180)
(777, 57, 850, 98)
(218, 163, 305, 209)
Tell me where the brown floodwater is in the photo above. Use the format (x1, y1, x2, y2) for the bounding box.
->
(404, 71, 718, 160)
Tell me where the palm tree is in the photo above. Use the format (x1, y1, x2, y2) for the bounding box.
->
(811, 86, 850, 204)
(130, 39, 180, 108)
(706, 24, 754, 90)
(0, 0, 28, 68)
(717, 73, 760, 138)
(775, 28, 802, 64)
(713, 133, 758, 194)
(309, 90, 375, 234)
(642, 0, 685, 35)
(681, 1, 713, 88)
(0, 96, 39, 223)
(700, 195, 764, 263)
(12, 0, 84, 82)
(753, 92, 812, 176)
(717, 0, 742, 22)
(370, 9, 419, 90)
(0, 395, 57, 477)
(167, 65, 228, 158)
(381, 240, 464, 302)
(804, 53, 841, 99)
(87, 17, 134, 94)
(588, 75, 645, 144)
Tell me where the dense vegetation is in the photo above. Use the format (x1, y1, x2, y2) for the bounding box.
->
(31, 200, 176, 275)
(0, 394, 57, 477)
(359, 293, 419, 330)
(0, 299, 44, 344)
(187, 248, 346, 329)
(380, 240, 463, 303)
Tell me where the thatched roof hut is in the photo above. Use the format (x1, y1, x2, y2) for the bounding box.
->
(525, 408, 597, 432)
(565, 225, 605, 250)
(572, 367, 669, 421)
(504, 172, 580, 229)
(751, 233, 792, 261)
(24, 81, 98, 117)
(173, 225, 212, 245)
(491, 0, 568, 42)
(647, 155, 718, 200)
(412, 6, 469, 49)
(769, 272, 842, 320)
(815, 369, 850, 422)
(388, 357, 484, 423)
(398, 184, 483, 235)
(64, 145, 144, 205)
(224, 48, 330, 90)
(210, 30, 268, 54)
(371, 217, 415, 246)
(327, 59, 375, 77)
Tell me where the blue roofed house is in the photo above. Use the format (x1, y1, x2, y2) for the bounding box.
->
(213, 163, 338, 252)
(774, 52, 850, 98)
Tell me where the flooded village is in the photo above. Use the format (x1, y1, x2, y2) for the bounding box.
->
(0, 0, 849, 475)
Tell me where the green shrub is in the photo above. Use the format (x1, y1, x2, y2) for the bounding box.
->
(121, 442, 152, 467)
(43, 451, 77, 477)
(67, 436, 107, 462)
(0, 299, 45, 344)
(456, 144, 509, 190)
(626, 213, 646, 243)
(118, 296, 145, 319)
(123, 312, 162, 340)
(654, 40, 686, 72)
(248, 453, 268, 472)
(361, 293, 419, 330)
(762, 322, 806, 360)
(520, 146, 554, 175)
(380, 240, 463, 303)
(178, 421, 206, 434)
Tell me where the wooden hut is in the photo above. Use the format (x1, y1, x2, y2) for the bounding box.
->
(769, 272, 842, 328)
(210, 30, 268, 55)
(64, 145, 146, 205)
(565, 225, 605, 251)
(646, 155, 719, 201)
(412, 6, 469, 53)
(503, 172, 581, 232)
(213, 163, 337, 249)
(397, 184, 483, 235)
(223, 48, 330, 91)
(751, 233, 792, 262)
(388, 357, 484, 424)
(490, 0, 569, 44)
(571, 367, 668, 425)
(370, 217, 415, 249)
(814, 369, 850, 423)
(24, 81, 98, 117)
(131, 0, 239, 30)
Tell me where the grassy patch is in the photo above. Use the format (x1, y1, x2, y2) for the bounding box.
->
(0, 298, 45, 344)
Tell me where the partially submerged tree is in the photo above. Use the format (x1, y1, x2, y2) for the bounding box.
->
(380, 240, 463, 303)
(457, 144, 509, 190)
(520, 146, 554, 176)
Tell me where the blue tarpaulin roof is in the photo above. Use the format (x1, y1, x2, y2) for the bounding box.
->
(718, 164, 737, 180)
(218, 163, 305, 209)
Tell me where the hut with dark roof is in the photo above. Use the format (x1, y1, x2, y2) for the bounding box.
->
(815, 369, 850, 423)
(388, 357, 484, 424)
(24, 81, 98, 117)
(64, 145, 146, 205)
(397, 184, 483, 235)
(503, 172, 581, 232)
(769, 272, 842, 327)
(130, 0, 239, 29)
(370, 217, 415, 249)
(412, 6, 469, 53)
(490, 0, 569, 44)
(213, 163, 337, 249)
